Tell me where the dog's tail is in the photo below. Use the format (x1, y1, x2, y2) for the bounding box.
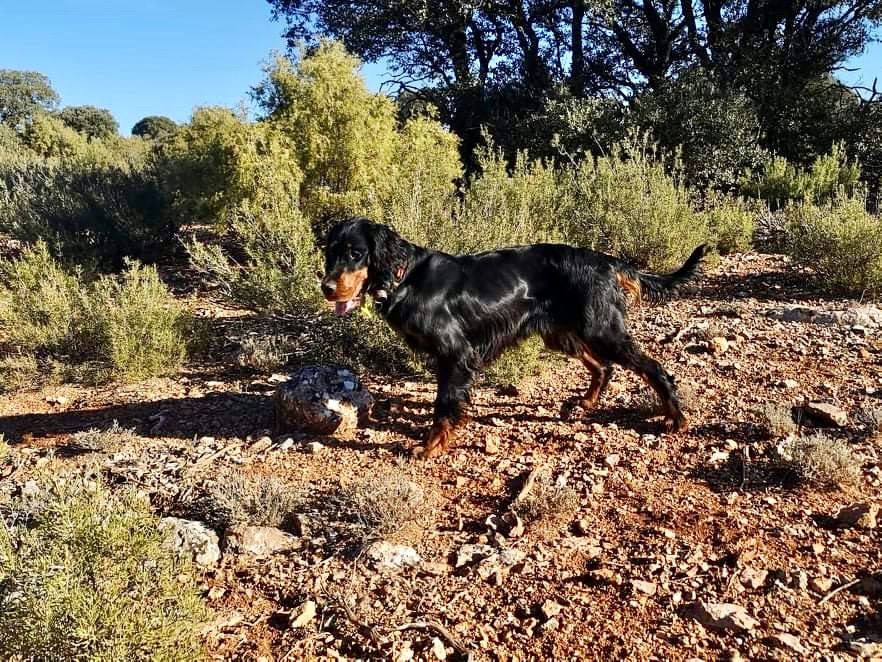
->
(616, 244, 709, 305)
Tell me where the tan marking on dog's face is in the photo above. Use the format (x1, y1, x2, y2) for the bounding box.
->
(325, 267, 368, 301)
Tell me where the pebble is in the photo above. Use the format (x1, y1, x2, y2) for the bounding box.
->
(304, 441, 325, 454)
(688, 601, 759, 632)
(290, 600, 317, 628)
(540, 599, 563, 620)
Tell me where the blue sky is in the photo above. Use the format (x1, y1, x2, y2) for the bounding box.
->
(1, 1, 879, 135)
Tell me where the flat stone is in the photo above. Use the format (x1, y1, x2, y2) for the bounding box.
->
(455, 543, 495, 568)
(805, 402, 848, 427)
(688, 601, 758, 632)
(540, 599, 563, 620)
(290, 600, 317, 628)
(631, 579, 658, 595)
(223, 524, 300, 557)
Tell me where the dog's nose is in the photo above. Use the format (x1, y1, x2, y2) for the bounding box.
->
(321, 280, 337, 297)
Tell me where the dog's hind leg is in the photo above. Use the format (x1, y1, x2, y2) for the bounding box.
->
(606, 337, 687, 433)
(418, 356, 476, 459)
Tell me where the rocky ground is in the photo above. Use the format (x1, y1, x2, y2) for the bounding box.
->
(1, 253, 881, 661)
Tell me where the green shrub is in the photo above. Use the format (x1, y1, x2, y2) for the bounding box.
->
(88, 262, 191, 381)
(0, 476, 209, 660)
(0, 352, 39, 393)
(254, 44, 398, 225)
(786, 196, 882, 293)
(741, 144, 862, 209)
(0, 241, 85, 352)
(0, 244, 190, 382)
(0, 149, 175, 268)
(697, 192, 758, 254)
(484, 337, 547, 387)
(565, 138, 711, 271)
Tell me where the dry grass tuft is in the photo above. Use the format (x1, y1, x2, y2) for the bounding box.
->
(757, 402, 799, 437)
(69, 421, 138, 452)
(779, 433, 861, 488)
(236, 334, 290, 371)
(513, 466, 579, 525)
(192, 473, 299, 531)
(338, 466, 428, 541)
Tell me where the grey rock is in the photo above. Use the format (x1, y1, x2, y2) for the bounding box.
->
(805, 401, 848, 427)
(455, 543, 496, 568)
(365, 541, 422, 571)
(160, 517, 221, 566)
(767, 633, 807, 654)
(834, 502, 879, 529)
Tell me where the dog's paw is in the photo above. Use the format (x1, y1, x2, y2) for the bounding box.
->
(661, 414, 688, 434)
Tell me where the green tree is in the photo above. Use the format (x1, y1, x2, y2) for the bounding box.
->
(57, 104, 119, 139)
(253, 44, 399, 223)
(131, 115, 177, 139)
(0, 70, 59, 131)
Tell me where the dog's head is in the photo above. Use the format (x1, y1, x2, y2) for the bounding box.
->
(321, 217, 407, 316)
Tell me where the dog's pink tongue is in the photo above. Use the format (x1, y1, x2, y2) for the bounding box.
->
(335, 300, 358, 316)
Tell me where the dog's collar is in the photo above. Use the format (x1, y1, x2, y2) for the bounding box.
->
(373, 264, 407, 307)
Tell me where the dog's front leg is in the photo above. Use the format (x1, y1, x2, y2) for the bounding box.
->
(418, 357, 474, 459)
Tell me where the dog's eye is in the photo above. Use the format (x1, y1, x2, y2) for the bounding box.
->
(349, 248, 364, 260)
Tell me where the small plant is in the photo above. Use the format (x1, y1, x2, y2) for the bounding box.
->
(785, 196, 882, 294)
(0, 475, 209, 660)
(237, 334, 290, 371)
(779, 433, 861, 488)
(0, 241, 86, 353)
(193, 473, 299, 531)
(69, 421, 138, 453)
(339, 467, 427, 540)
(513, 466, 579, 524)
(757, 402, 799, 437)
(88, 261, 191, 381)
(564, 138, 712, 272)
(0, 352, 39, 393)
(697, 192, 757, 255)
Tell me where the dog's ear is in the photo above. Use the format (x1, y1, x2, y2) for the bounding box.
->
(366, 222, 408, 273)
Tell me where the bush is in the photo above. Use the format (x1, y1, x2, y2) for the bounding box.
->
(0, 142, 175, 268)
(86, 261, 191, 381)
(0, 241, 84, 353)
(779, 434, 861, 488)
(254, 44, 398, 225)
(630, 68, 767, 190)
(0, 476, 208, 660)
(484, 337, 547, 387)
(338, 467, 428, 541)
(192, 473, 299, 531)
(741, 144, 862, 209)
(0, 352, 39, 393)
(0, 244, 191, 382)
(565, 138, 711, 271)
(696, 192, 758, 254)
(786, 196, 882, 293)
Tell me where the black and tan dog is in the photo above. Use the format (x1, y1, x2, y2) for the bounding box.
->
(322, 216, 707, 458)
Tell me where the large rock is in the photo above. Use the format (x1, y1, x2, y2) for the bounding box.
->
(160, 517, 221, 566)
(765, 304, 882, 328)
(274, 365, 372, 437)
(223, 524, 300, 557)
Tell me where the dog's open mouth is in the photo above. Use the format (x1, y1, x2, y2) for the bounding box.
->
(334, 296, 362, 316)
